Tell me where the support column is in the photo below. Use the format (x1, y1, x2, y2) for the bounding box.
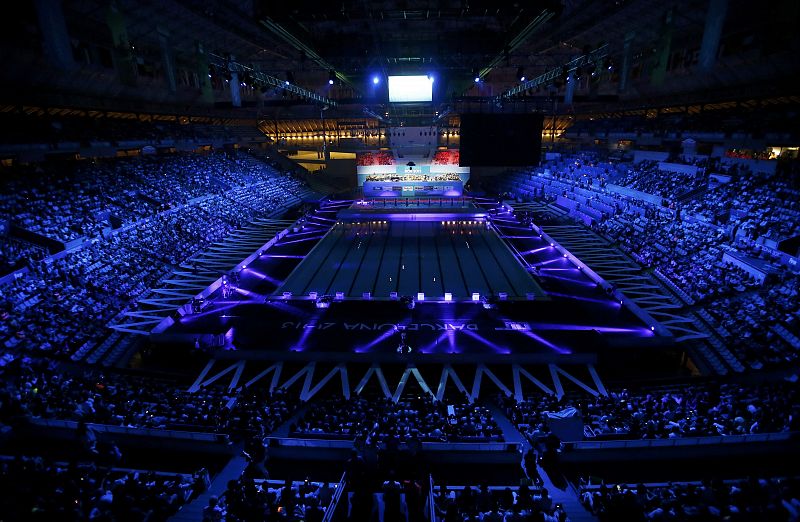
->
(33, 0, 76, 70)
(564, 72, 576, 106)
(650, 8, 674, 86)
(698, 0, 729, 70)
(229, 67, 242, 107)
(619, 31, 635, 92)
(106, 2, 137, 86)
(195, 41, 214, 104)
(157, 26, 177, 93)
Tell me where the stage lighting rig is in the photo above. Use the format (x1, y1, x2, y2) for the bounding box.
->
(207, 53, 336, 106)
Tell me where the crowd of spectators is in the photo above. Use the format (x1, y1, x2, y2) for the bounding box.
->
(433, 150, 460, 165)
(0, 454, 199, 521)
(493, 150, 800, 368)
(613, 160, 708, 200)
(212, 477, 331, 522)
(290, 395, 504, 444)
(499, 381, 799, 442)
(0, 152, 311, 360)
(596, 213, 760, 303)
(357, 151, 395, 166)
(682, 171, 800, 240)
(0, 356, 300, 436)
(580, 477, 800, 521)
(707, 277, 800, 367)
(0, 151, 301, 243)
(434, 484, 569, 522)
(0, 236, 47, 275)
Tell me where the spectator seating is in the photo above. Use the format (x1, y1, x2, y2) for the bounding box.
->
(492, 151, 800, 369)
(498, 381, 799, 442)
(579, 476, 800, 522)
(0, 454, 200, 521)
(0, 151, 312, 361)
(291, 395, 504, 443)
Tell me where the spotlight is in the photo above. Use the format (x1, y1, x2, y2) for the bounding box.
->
(474, 76, 480, 83)
(372, 75, 380, 85)
(315, 296, 332, 309)
(328, 70, 336, 85)
(517, 67, 525, 82)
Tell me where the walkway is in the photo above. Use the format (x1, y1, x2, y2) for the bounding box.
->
(171, 451, 248, 522)
(486, 402, 597, 522)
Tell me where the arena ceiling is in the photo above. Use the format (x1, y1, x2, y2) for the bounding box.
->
(6, 0, 798, 121)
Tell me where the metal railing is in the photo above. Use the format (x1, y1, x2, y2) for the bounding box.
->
(427, 474, 437, 522)
(496, 43, 609, 101)
(26, 417, 229, 443)
(208, 53, 337, 107)
(322, 472, 348, 522)
(565, 431, 794, 450)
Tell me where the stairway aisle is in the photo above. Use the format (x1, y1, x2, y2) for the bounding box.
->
(486, 402, 597, 522)
(171, 452, 248, 521)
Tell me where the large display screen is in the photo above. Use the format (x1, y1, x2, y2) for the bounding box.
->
(388, 75, 433, 103)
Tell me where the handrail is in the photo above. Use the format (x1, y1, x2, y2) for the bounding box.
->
(565, 431, 795, 450)
(322, 472, 347, 522)
(265, 436, 521, 452)
(428, 474, 437, 522)
(25, 417, 229, 443)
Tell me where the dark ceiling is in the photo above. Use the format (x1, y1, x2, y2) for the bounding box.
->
(3, 0, 798, 120)
(258, 0, 563, 72)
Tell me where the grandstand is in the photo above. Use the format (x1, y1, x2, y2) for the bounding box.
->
(1, 1, 799, 521)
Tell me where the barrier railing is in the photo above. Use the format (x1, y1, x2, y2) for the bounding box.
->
(565, 431, 794, 450)
(428, 474, 437, 522)
(322, 472, 348, 522)
(25, 417, 229, 443)
(265, 436, 521, 452)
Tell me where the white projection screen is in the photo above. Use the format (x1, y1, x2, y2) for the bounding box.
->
(388, 75, 433, 103)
